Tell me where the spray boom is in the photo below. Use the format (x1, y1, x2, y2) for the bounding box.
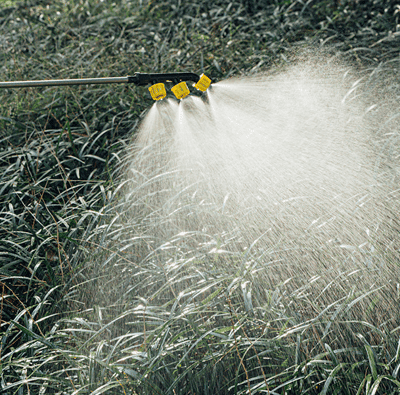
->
(0, 72, 211, 101)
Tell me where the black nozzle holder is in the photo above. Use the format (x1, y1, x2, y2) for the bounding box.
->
(0, 72, 201, 89)
(129, 72, 200, 86)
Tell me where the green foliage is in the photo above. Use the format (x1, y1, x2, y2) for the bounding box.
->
(1, 0, 400, 394)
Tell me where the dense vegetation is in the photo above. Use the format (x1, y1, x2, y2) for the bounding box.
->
(1, 0, 400, 394)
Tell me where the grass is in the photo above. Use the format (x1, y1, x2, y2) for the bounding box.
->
(1, 0, 400, 394)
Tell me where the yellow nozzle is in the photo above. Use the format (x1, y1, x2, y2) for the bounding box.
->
(194, 73, 211, 92)
(148, 83, 167, 101)
(171, 81, 190, 100)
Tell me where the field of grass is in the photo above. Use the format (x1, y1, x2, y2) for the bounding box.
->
(1, 0, 400, 394)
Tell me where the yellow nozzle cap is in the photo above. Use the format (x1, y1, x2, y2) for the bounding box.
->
(194, 73, 211, 92)
(171, 81, 190, 100)
(148, 83, 167, 101)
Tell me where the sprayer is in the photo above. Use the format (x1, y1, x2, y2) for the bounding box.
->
(0, 72, 211, 100)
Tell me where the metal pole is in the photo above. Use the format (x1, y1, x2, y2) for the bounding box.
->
(0, 76, 130, 89)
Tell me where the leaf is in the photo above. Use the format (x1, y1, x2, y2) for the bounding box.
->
(320, 363, 346, 395)
(365, 344, 378, 381)
(11, 320, 57, 349)
(368, 375, 400, 395)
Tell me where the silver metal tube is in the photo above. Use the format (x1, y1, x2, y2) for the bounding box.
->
(0, 76, 130, 88)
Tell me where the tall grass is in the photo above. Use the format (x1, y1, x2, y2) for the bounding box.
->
(1, 0, 400, 394)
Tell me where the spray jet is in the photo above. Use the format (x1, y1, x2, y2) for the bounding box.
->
(0, 72, 211, 101)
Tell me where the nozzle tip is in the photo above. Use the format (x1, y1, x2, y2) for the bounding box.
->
(194, 74, 211, 92)
(171, 81, 190, 100)
(148, 83, 167, 101)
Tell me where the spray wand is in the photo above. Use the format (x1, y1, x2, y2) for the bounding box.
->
(0, 72, 211, 100)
